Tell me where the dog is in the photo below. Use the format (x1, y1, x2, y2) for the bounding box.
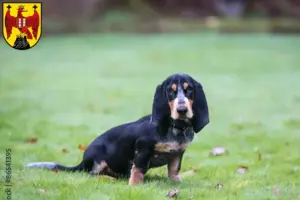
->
(26, 73, 209, 185)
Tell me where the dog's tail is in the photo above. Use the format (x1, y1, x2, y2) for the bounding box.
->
(25, 161, 84, 172)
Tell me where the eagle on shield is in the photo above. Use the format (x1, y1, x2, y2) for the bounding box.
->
(3, 4, 41, 50)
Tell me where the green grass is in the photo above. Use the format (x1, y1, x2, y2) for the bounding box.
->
(1, 33, 300, 200)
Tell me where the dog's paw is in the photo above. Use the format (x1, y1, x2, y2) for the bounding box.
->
(129, 165, 144, 185)
(128, 173, 144, 185)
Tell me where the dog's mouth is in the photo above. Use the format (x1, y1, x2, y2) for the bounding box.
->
(178, 114, 187, 120)
(179, 115, 187, 120)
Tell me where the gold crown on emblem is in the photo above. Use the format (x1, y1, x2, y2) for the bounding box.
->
(18, 5, 25, 9)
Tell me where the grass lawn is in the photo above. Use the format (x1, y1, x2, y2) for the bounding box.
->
(0, 33, 300, 200)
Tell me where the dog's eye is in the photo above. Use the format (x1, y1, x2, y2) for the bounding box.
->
(170, 90, 177, 95)
(168, 90, 176, 99)
(184, 86, 192, 93)
(184, 87, 193, 97)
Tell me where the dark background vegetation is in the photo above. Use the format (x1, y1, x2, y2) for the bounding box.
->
(1, 0, 300, 34)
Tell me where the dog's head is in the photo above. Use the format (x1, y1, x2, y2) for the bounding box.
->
(152, 74, 209, 133)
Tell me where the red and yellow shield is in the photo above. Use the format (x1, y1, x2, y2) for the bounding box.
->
(2, 2, 42, 50)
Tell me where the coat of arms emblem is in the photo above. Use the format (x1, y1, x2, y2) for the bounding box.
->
(2, 2, 42, 50)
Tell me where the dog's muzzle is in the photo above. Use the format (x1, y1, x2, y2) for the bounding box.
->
(176, 99, 188, 118)
(170, 85, 193, 120)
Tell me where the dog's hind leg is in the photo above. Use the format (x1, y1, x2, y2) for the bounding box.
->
(89, 160, 108, 175)
(89, 159, 119, 179)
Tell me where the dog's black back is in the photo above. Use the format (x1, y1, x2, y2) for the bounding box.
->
(83, 115, 154, 175)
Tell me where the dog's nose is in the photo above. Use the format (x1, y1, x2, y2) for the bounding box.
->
(177, 106, 188, 115)
(178, 99, 185, 104)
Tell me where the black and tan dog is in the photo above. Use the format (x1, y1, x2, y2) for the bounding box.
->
(26, 73, 209, 185)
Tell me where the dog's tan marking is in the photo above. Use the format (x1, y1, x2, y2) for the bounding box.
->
(188, 99, 193, 107)
(104, 167, 118, 178)
(90, 161, 118, 178)
(171, 84, 177, 91)
(168, 156, 181, 182)
(168, 100, 175, 113)
(129, 165, 144, 185)
(90, 161, 107, 175)
(154, 142, 190, 153)
(186, 99, 194, 118)
(183, 82, 189, 90)
(170, 98, 179, 119)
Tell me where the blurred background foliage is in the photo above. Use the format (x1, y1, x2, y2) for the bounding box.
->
(1, 0, 300, 35)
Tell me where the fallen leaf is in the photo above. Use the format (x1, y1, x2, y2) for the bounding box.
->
(167, 189, 180, 198)
(234, 180, 250, 188)
(99, 175, 116, 181)
(216, 183, 223, 189)
(62, 148, 69, 153)
(180, 169, 197, 177)
(78, 144, 88, 151)
(38, 188, 46, 193)
(210, 147, 226, 156)
(237, 166, 248, 174)
(205, 16, 220, 28)
(258, 153, 262, 161)
(274, 187, 280, 196)
(52, 169, 59, 174)
(25, 137, 38, 143)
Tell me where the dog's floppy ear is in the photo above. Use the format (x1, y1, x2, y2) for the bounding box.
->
(151, 84, 169, 123)
(192, 79, 209, 133)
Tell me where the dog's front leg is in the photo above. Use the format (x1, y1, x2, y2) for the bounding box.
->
(167, 152, 184, 182)
(129, 139, 152, 185)
(129, 155, 148, 185)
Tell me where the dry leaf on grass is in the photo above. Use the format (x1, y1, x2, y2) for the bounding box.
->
(52, 169, 59, 174)
(274, 187, 280, 196)
(25, 137, 38, 143)
(258, 153, 262, 161)
(167, 189, 180, 198)
(216, 184, 223, 189)
(38, 188, 46, 193)
(99, 175, 116, 181)
(237, 166, 248, 174)
(180, 169, 197, 178)
(210, 147, 226, 156)
(62, 148, 69, 153)
(78, 144, 88, 151)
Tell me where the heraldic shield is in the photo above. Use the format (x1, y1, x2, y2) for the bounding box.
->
(2, 2, 42, 50)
